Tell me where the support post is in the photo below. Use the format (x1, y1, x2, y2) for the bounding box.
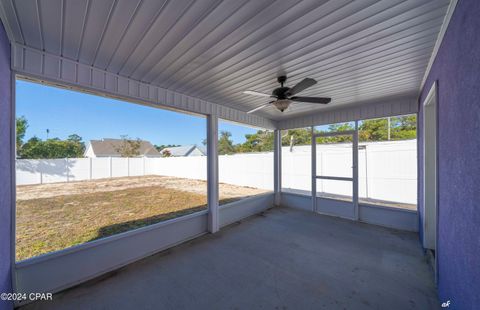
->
(353, 121, 359, 220)
(207, 114, 219, 233)
(0, 23, 14, 309)
(273, 129, 282, 206)
(311, 127, 317, 212)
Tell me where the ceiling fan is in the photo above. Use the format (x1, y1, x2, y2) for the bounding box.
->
(244, 75, 331, 113)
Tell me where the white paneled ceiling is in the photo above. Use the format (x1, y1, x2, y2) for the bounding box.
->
(0, 0, 451, 120)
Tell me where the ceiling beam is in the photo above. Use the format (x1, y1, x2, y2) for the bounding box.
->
(10, 43, 277, 130)
(277, 94, 418, 130)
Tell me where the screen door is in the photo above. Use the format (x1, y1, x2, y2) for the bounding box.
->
(312, 130, 358, 219)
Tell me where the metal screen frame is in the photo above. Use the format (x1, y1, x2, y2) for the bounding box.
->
(311, 125, 359, 220)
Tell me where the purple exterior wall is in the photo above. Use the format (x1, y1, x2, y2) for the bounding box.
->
(0, 21, 12, 310)
(419, 0, 480, 308)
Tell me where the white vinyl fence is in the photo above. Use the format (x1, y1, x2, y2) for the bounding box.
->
(16, 140, 417, 204)
(282, 140, 417, 204)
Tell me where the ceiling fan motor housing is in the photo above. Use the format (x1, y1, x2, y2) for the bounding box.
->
(272, 87, 290, 99)
(277, 75, 287, 83)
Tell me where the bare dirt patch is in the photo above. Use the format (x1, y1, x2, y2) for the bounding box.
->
(16, 175, 267, 200)
(16, 176, 269, 261)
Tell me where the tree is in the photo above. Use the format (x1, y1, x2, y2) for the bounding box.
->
(281, 128, 312, 148)
(359, 115, 416, 141)
(161, 149, 172, 157)
(113, 135, 142, 157)
(218, 131, 236, 155)
(236, 130, 274, 153)
(15, 116, 88, 158)
(154, 144, 179, 152)
(67, 134, 82, 143)
(67, 134, 85, 154)
(327, 123, 354, 132)
(19, 136, 42, 158)
(16, 116, 28, 150)
(20, 135, 86, 159)
(359, 119, 388, 141)
(316, 123, 355, 143)
(214, 115, 416, 155)
(390, 115, 416, 140)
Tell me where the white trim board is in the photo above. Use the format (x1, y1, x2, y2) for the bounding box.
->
(11, 42, 424, 131)
(10, 43, 277, 130)
(277, 95, 418, 130)
(419, 0, 458, 91)
(422, 81, 437, 251)
(11, 43, 423, 131)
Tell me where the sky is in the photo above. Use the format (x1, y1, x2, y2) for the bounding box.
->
(16, 80, 258, 146)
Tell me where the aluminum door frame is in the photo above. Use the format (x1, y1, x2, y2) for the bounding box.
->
(311, 125, 359, 220)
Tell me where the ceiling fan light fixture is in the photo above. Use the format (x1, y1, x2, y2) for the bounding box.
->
(244, 75, 330, 114)
(274, 99, 291, 112)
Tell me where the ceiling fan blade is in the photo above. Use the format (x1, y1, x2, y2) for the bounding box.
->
(243, 90, 271, 97)
(286, 78, 317, 96)
(247, 103, 271, 114)
(290, 96, 331, 104)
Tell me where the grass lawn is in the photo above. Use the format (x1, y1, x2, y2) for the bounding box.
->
(16, 177, 261, 261)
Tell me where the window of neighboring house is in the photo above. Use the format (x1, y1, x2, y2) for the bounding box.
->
(217, 119, 273, 206)
(15, 79, 207, 261)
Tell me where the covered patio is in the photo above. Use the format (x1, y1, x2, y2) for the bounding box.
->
(0, 0, 478, 309)
(22, 207, 437, 310)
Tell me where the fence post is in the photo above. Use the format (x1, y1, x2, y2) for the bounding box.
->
(109, 157, 112, 178)
(127, 157, 130, 177)
(88, 157, 93, 181)
(65, 158, 69, 182)
(143, 156, 146, 176)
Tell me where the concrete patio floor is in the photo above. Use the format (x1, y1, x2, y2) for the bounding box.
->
(21, 207, 437, 310)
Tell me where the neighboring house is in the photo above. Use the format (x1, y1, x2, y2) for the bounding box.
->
(161, 144, 206, 157)
(84, 138, 161, 158)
